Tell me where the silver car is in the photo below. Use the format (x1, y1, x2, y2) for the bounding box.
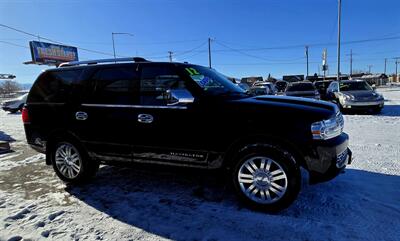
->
(326, 80, 384, 113)
(1, 93, 28, 113)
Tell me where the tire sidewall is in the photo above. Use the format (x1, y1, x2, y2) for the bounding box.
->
(51, 140, 94, 184)
(232, 146, 301, 213)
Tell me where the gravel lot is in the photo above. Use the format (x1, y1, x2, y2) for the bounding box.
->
(0, 87, 399, 241)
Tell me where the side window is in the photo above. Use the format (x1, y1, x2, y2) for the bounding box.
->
(140, 65, 188, 106)
(88, 66, 139, 105)
(28, 69, 83, 103)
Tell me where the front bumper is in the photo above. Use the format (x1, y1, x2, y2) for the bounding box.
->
(304, 133, 352, 184)
(341, 99, 384, 109)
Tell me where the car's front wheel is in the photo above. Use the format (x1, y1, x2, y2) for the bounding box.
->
(232, 146, 301, 213)
(51, 141, 99, 184)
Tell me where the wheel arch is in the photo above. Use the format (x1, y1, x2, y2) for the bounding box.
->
(222, 135, 306, 171)
(45, 129, 87, 165)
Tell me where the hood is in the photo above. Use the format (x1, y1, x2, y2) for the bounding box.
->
(341, 90, 379, 100)
(229, 95, 337, 122)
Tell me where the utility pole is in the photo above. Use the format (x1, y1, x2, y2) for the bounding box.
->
(395, 58, 399, 82)
(337, 0, 342, 81)
(384, 58, 387, 74)
(168, 51, 173, 62)
(368, 65, 373, 74)
(349, 49, 353, 76)
(208, 37, 212, 68)
(111, 32, 134, 60)
(305, 46, 309, 78)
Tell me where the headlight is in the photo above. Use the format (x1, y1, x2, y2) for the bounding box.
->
(376, 93, 384, 100)
(311, 112, 344, 140)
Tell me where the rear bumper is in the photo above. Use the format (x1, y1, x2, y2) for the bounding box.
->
(304, 133, 352, 184)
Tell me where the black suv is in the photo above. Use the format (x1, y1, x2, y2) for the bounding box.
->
(23, 58, 352, 212)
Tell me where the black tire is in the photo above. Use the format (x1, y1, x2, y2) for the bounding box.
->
(232, 145, 301, 213)
(9, 109, 18, 114)
(50, 140, 99, 184)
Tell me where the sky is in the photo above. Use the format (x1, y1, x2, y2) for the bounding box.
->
(0, 0, 399, 84)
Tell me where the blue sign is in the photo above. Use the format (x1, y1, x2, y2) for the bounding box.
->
(29, 41, 78, 64)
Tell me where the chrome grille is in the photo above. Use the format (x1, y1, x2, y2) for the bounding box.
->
(336, 111, 344, 131)
(337, 148, 348, 168)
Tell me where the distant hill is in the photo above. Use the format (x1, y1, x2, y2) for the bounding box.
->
(20, 83, 32, 90)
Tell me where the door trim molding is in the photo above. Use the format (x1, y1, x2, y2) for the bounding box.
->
(81, 103, 187, 110)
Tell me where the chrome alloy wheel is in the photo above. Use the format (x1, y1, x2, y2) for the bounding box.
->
(55, 143, 82, 179)
(238, 156, 288, 204)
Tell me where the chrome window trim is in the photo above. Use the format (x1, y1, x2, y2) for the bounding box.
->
(27, 102, 65, 106)
(81, 103, 188, 110)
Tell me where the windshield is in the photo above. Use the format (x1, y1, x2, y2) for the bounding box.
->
(340, 81, 372, 91)
(182, 65, 245, 96)
(286, 83, 315, 91)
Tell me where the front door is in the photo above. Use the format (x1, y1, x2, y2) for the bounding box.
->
(132, 64, 209, 166)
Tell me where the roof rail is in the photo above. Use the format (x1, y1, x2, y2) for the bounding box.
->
(58, 57, 150, 67)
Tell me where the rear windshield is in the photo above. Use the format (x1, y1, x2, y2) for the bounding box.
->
(340, 81, 372, 91)
(286, 83, 315, 91)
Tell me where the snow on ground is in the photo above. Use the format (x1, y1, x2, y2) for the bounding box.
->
(0, 87, 399, 241)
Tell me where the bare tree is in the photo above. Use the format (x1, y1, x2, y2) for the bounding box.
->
(0, 80, 21, 97)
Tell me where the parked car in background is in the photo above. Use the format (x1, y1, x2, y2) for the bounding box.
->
(314, 80, 333, 100)
(1, 93, 28, 113)
(284, 81, 320, 99)
(250, 81, 276, 95)
(326, 79, 384, 113)
(237, 82, 250, 92)
(274, 80, 288, 93)
(23, 58, 351, 212)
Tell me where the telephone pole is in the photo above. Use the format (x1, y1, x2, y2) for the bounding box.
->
(337, 0, 342, 81)
(305, 46, 309, 78)
(384, 58, 387, 74)
(395, 57, 399, 82)
(368, 65, 373, 74)
(111, 32, 134, 60)
(349, 49, 353, 76)
(208, 37, 212, 68)
(168, 51, 173, 62)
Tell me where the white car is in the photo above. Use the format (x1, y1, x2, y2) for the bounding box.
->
(1, 93, 28, 113)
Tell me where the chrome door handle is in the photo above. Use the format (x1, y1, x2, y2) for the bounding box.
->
(75, 111, 88, 121)
(138, 114, 153, 124)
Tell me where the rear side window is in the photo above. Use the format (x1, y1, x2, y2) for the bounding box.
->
(287, 83, 315, 91)
(140, 65, 187, 106)
(28, 69, 84, 103)
(86, 66, 139, 105)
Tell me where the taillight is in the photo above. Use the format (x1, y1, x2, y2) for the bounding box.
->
(22, 107, 30, 123)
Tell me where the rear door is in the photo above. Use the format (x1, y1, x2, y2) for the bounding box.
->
(72, 64, 140, 161)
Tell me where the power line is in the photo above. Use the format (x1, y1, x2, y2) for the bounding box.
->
(0, 23, 119, 57)
(0, 40, 29, 49)
(214, 36, 400, 53)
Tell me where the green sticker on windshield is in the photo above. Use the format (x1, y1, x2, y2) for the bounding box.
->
(185, 67, 200, 76)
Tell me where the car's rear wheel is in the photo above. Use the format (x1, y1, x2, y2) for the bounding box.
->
(232, 146, 301, 213)
(51, 141, 99, 184)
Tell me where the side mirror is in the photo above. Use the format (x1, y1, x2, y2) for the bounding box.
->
(166, 89, 195, 106)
